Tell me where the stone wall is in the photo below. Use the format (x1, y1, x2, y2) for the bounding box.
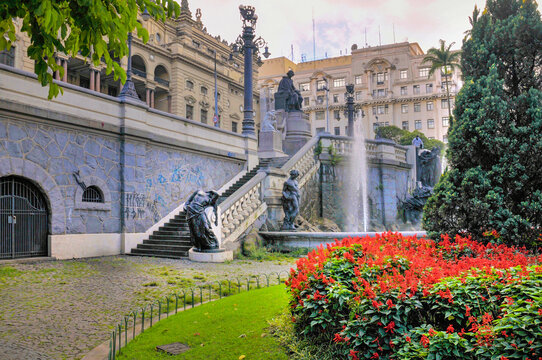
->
(299, 168, 321, 224)
(0, 118, 242, 235)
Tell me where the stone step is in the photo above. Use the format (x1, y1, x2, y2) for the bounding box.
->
(166, 220, 188, 226)
(129, 249, 188, 259)
(143, 239, 192, 246)
(137, 243, 191, 252)
(159, 226, 189, 232)
(150, 234, 191, 240)
(153, 230, 185, 236)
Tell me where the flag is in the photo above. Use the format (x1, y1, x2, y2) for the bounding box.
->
(213, 114, 219, 127)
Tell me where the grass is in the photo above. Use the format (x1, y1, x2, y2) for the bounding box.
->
(117, 285, 290, 360)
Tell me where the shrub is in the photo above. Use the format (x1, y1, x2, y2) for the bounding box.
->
(286, 233, 541, 359)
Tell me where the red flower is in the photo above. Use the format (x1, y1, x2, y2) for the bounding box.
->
(465, 305, 471, 317)
(420, 335, 430, 348)
(386, 299, 395, 308)
(405, 335, 411, 343)
(447, 324, 454, 333)
(370, 353, 379, 359)
(384, 321, 395, 333)
(349, 349, 359, 360)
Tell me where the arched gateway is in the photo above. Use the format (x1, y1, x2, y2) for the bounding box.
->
(0, 176, 49, 259)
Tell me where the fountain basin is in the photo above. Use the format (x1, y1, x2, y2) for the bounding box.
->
(260, 231, 427, 249)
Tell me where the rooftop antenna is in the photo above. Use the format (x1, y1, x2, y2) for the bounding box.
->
(365, 27, 368, 47)
(378, 25, 382, 46)
(312, 8, 316, 61)
(291, 44, 294, 61)
(393, 24, 396, 43)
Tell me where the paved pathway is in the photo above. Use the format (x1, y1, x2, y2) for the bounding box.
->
(0, 256, 295, 359)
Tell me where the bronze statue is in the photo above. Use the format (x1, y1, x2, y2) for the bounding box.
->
(281, 169, 300, 230)
(418, 147, 441, 187)
(275, 70, 303, 112)
(185, 190, 220, 251)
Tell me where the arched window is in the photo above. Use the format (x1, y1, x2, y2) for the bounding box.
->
(0, 47, 15, 67)
(186, 80, 194, 90)
(82, 186, 104, 203)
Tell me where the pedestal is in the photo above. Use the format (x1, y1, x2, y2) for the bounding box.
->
(188, 248, 233, 263)
(258, 130, 287, 159)
(283, 111, 312, 156)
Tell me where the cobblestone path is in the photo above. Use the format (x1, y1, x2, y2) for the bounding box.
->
(0, 256, 295, 359)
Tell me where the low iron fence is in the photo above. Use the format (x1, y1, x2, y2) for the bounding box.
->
(108, 271, 289, 360)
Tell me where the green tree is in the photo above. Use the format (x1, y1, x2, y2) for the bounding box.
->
(0, 0, 180, 98)
(423, 0, 542, 247)
(376, 125, 445, 150)
(422, 40, 461, 125)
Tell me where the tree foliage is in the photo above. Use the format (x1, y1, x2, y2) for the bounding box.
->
(423, 0, 542, 247)
(376, 125, 445, 150)
(0, 0, 180, 98)
(422, 40, 461, 125)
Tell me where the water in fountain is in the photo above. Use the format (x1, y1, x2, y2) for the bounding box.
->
(344, 111, 370, 232)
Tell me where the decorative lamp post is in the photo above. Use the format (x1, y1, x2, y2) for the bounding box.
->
(119, 8, 151, 100)
(231, 5, 271, 136)
(345, 83, 355, 137)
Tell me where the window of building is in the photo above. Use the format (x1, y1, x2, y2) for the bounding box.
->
(400, 86, 407, 95)
(402, 121, 409, 130)
(317, 80, 326, 90)
(426, 101, 434, 111)
(334, 127, 340, 135)
(441, 99, 448, 108)
(355, 91, 362, 101)
(316, 127, 325, 134)
(82, 186, 104, 203)
(419, 68, 430, 77)
(300, 82, 310, 91)
(79, 76, 90, 89)
(426, 83, 433, 93)
(443, 135, 448, 143)
(441, 81, 452, 92)
(0, 47, 15, 67)
(401, 104, 408, 113)
(334, 110, 340, 120)
(413, 85, 420, 94)
(355, 75, 362, 84)
(186, 104, 194, 120)
(345, 126, 349, 134)
(317, 95, 324, 104)
(201, 86, 208, 95)
(186, 80, 194, 90)
(200, 109, 208, 124)
(376, 72, 387, 85)
(372, 106, 377, 115)
(333, 78, 345, 88)
(373, 88, 387, 98)
(427, 119, 435, 129)
(414, 102, 421, 112)
(217, 92, 221, 101)
(400, 70, 408, 79)
(333, 94, 339, 103)
(303, 97, 309, 106)
(442, 116, 449, 127)
(377, 105, 388, 114)
(315, 111, 325, 120)
(232, 121, 238, 133)
(415, 120, 422, 130)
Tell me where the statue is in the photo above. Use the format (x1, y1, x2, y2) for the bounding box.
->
(261, 110, 277, 132)
(402, 185, 433, 224)
(281, 170, 300, 230)
(418, 147, 441, 187)
(185, 190, 220, 251)
(275, 70, 303, 112)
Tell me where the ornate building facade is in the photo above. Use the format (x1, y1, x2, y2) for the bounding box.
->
(259, 42, 461, 143)
(1, 0, 260, 133)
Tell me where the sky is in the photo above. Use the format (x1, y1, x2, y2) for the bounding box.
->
(185, 0, 490, 62)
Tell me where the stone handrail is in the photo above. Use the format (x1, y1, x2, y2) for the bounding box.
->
(218, 172, 267, 241)
(280, 136, 320, 188)
(320, 134, 408, 163)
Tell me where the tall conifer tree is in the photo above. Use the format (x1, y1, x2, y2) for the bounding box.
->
(423, 0, 542, 246)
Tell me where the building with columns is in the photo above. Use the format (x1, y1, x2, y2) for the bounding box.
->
(1, 0, 260, 133)
(258, 42, 461, 143)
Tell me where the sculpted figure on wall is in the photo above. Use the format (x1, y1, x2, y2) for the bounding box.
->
(185, 190, 220, 251)
(281, 169, 300, 230)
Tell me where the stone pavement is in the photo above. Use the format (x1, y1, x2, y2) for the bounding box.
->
(0, 255, 295, 359)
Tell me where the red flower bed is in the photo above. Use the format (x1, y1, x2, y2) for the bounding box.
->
(286, 232, 542, 359)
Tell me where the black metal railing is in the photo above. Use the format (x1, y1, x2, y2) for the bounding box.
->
(154, 77, 169, 87)
(132, 68, 146, 78)
(108, 271, 289, 360)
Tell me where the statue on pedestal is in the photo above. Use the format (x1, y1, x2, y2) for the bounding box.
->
(281, 170, 300, 230)
(261, 110, 277, 132)
(275, 70, 303, 112)
(185, 190, 220, 251)
(419, 147, 441, 187)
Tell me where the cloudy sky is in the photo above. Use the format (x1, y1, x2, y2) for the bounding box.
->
(187, 0, 491, 62)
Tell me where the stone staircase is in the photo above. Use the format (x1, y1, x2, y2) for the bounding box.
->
(129, 163, 270, 259)
(129, 211, 191, 259)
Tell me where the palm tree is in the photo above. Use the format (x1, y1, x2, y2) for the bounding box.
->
(422, 40, 461, 126)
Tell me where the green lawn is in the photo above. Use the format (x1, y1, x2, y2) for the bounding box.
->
(117, 285, 290, 360)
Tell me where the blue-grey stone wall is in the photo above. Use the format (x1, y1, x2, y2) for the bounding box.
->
(0, 118, 242, 235)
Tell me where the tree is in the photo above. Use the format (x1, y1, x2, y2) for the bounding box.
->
(0, 0, 180, 98)
(376, 125, 445, 150)
(423, 0, 542, 247)
(422, 40, 461, 125)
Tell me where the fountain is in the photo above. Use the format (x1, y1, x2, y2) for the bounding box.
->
(344, 111, 370, 232)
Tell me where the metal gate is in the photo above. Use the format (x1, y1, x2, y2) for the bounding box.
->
(0, 176, 49, 259)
